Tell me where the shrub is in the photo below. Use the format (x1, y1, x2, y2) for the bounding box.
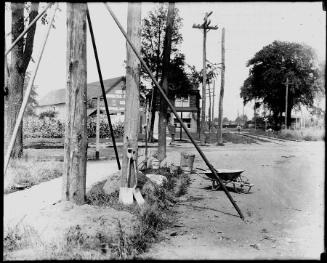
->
(24, 116, 124, 139)
(39, 109, 58, 119)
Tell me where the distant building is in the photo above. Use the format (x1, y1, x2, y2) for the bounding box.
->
(36, 76, 145, 126)
(152, 87, 201, 137)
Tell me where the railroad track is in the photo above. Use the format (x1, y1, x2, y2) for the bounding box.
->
(232, 131, 296, 144)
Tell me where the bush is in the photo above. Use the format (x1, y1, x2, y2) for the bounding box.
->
(24, 116, 125, 139)
(280, 128, 325, 141)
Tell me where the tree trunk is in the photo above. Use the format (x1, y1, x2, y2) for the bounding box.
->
(120, 2, 141, 193)
(148, 87, 157, 142)
(217, 28, 225, 145)
(158, 2, 174, 162)
(200, 28, 207, 144)
(62, 3, 87, 205)
(5, 2, 39, 158)
(208, 82, 211, 133)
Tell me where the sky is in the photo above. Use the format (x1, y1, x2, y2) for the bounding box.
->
(5, 2, 326, 120)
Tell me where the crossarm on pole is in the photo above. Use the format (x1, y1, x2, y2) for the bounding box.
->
(103, 3, 245, 220)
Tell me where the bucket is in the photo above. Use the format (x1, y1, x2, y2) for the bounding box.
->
(180, 152, 195, 172)
(152, 158, 160, 169)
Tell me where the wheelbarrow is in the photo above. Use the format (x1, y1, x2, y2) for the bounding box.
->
(196, 167, 254, 193)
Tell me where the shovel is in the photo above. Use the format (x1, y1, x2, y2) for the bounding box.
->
(132, 154, 145, 206)
(119, 148, 134, 205)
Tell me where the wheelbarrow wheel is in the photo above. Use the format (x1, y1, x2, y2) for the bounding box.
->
(212, 180, 221, 190)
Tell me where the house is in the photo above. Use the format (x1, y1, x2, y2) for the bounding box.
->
(36, 76, 146, 125)
(152, 86, 201, 137)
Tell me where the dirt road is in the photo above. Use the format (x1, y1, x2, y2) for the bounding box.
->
(142, 141, 324, 260)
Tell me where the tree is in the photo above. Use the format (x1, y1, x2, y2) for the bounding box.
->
(5, 3, 51, 158)
(235, 114, 248, 125)
(158, 2, 174, 162)
(141, 4, 184, 141)
(241, 41, 324, 128)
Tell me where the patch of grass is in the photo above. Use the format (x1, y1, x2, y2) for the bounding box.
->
(279, 128, 324, 141)
(4, 160, 63, 194)
(3, 223, 41, 260)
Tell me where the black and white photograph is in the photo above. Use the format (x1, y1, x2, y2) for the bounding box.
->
(2, 1, 325, 260)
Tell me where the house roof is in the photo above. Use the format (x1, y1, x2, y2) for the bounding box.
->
(38, 76, 125, 106)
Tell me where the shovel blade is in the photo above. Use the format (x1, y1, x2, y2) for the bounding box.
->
(133, 188, 145, 206)
(119, 187, 134, 205)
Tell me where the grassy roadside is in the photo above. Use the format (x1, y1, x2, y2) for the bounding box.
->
(3, 167, 191, 260)
(4, 160, 63, 194)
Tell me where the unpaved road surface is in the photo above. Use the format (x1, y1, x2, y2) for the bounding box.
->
(142, 141, 324, 260)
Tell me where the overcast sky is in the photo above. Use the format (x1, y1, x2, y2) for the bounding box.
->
(5, 2, 326, 120)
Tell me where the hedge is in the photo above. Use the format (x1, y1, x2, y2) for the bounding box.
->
(23, 116, 124, 139)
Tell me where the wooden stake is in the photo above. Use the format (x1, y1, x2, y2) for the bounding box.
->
(119, 2, 141, 204)
(62, 3, 87, 205)
(217, 28, 225, 145)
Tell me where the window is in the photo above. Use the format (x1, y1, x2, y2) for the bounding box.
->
(120, 100, 125, 105)
(175, 96, 190, 107)
(174, 118, 191, 128)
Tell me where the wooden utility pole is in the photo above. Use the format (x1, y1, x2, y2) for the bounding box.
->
(158, 2, 175, 162)
(63, 3, 87, 205)
(119, 2, 141, 203)
(217, 27, 225, 146)
(212, 79, 215, 124)
(193, 12, 218, 144)
(285, 77, 289, 129)
(95, 96, 100, 159)
(208, 83, 212, 132)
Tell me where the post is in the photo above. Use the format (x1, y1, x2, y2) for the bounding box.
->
(180, 111, 183, 140)
(119, 2, 141, 202)
(217, 27, 225, 145)
(62, 3, 87, 205)
(193, 13, 218, 145)
(95, 96, 100, 159)
(212, 79, 215, 124)
(158, 2, 174, 162)
(285, 77, 289, 129)
(201, 28, 207, 144)
(208, 82, 211, 133)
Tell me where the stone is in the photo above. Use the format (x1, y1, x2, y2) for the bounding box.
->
(145, 173, 167, 186)
(159, 158, 168, 168)
(103, 172, 121, 195)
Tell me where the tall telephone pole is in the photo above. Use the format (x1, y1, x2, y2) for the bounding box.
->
(217, 27, 225, 146)
(193, 12, 218, 144)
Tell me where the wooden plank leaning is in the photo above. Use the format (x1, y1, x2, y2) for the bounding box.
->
(104, 3, 245, 220)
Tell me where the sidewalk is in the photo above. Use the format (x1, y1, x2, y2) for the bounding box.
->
(4, 159, 119, 226)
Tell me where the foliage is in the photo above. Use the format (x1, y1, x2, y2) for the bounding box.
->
(24, 117, 64, 138)
(39, 109, 57, 119)
(240, 41, 324, 127)
(23, 116, 124, 139)
(235, 114, 248, 124)
(141, 4, 194, 102)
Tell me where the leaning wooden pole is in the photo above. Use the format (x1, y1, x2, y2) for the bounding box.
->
(105, 4, 245, 220)
(119, 2, 141, 204)
(158, 2, 175, 162)
(3, 4, 57, 176)
(62, 3, 87, 205)
(217, 27, 225, 146)
(86, 7, 121, 169)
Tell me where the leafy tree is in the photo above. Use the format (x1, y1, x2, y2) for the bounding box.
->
(141, 4, 193, 141)
(240, 41, 324, 128)
(235, 114, 248, 125)
(222, 117, 229, 123)
(5, 3, 53, 158)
